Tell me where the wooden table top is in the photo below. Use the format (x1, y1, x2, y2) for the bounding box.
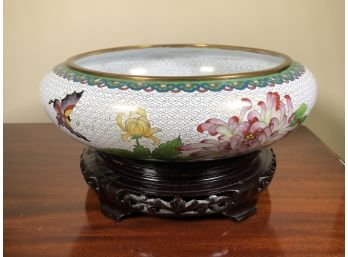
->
(4, 124, 344, 257)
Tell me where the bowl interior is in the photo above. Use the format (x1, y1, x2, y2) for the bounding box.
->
(72, 46, 287, 77)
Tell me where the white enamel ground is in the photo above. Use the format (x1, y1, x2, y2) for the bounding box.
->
(40, 68, 317, 159)
(74, 47, 285, 76)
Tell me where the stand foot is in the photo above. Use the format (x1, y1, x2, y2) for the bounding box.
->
(100, 202, 133, 222)
(81, 147, 276, 222)
(222, 200, 257, 222)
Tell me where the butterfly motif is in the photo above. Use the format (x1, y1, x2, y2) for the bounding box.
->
(49, 91, 90, 142)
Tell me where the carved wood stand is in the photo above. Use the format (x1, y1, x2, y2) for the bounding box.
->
(80, 147, 276, 222)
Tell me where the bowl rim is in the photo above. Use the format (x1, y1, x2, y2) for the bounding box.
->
(65, 44, 292, 81)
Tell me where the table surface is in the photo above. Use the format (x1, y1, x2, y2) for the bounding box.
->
(4, 124, 344, 257)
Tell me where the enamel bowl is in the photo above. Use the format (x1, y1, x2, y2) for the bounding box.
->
(40, 44, 317, 161)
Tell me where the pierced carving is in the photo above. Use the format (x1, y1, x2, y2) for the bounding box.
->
(80, 147, 277, 221)
(114, 190, 239, 216)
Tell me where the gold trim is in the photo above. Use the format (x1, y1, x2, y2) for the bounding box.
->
(65, 44, 292, 81)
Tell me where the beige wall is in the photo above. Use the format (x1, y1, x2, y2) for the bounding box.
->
(4, 0, 344, 159)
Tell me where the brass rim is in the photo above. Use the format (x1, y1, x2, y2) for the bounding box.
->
(65, 44, 292, 81)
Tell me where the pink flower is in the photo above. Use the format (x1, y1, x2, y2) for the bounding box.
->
(178, 92, 306, 160)
(251, 92, 298, 143)
(178, 139, 232, 159)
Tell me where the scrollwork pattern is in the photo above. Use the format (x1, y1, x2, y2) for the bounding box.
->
(53, 62, 305, 93)
(115, 190, 239, 216)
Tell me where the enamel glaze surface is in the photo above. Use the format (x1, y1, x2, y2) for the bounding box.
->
(40, 46, 317, 161)
(74, 47, 284, 76)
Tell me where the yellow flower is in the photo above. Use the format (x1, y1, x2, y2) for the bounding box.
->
(116, 107, 161, 145)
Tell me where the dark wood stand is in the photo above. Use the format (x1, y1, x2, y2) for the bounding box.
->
(80, 147, 276, 222)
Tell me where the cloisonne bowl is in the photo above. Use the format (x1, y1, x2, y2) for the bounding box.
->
(40, 44, 317, 162)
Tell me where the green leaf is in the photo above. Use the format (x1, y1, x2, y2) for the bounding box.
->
(294, 103, 308, 119)
(299, 115, 308, 124)
(133, 144, 151, 158)
(290, 103, 308, 126)
(152, 137, 183, 160)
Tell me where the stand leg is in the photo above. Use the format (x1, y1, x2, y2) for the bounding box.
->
(222, 200, 257, 222)
(100, 200, 133, 222)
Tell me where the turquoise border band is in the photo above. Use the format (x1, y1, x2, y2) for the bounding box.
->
(53, 62, 305, 93)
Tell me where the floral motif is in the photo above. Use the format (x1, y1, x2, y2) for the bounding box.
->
(116, 107, 161, 145)
(103, 107, 183, 160)
(177, 92, 307, 159)
(49, 91, 90, 141)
